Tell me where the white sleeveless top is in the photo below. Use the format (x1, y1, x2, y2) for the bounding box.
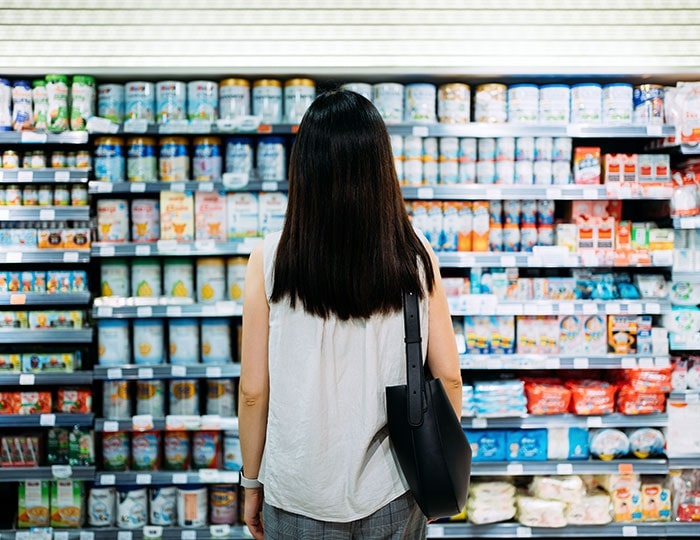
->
(258, 230, 429, 522)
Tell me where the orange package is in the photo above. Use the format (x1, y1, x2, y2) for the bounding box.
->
(524, 379, 571, 415)
(0, 393, 19, 414)
(18, 392, 52, 415)
(566, 379, 617, 415)
(56, 389, 92, 414)
(616, 367, 673, 394)
(616, 385, 666, 415)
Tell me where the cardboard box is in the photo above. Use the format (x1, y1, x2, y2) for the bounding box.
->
(50, 479, 84, 528)
(227, 192, 259, 238)
(608, 315, 638, 354)
(259, 192, 288, 237)
(160, 191, 194, 242)
(574, 147, 601, 184)
(22, 353, 77, 373)
(18, 480, 50, 528)
(195, 191, 227, 241)
(649, 228, 674, 251)
(596, 216, 616, 251)
(576, 216, 597, 251)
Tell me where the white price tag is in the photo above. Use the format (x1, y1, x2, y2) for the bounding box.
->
(535, 303, 553, 315)
(199, 181, 215, 192)
(97, 306, 114, 317)
(500, 255, 516, 267)
(124, 119, 148, 133)
(171, 182, 186, 192)
(516, 526, 533, 538)
(143, 526, 164, 540)
(583, 188, 598, 199)
(107, 368, 123, 379)
(202, 305, 217, 316)
(181, 531, 197, 540)
(63, 251, 79, 262)
(167, 305, 183, 316)
(19, 373, 35, 385)
(55, 532, 69, 540)
(132, 414, 155, 431)
(583, 303, 598, 315)
(559, 302, 575, 314)
(194, 239, 216, 251)
(198, 468, 220, 482)
(54, 170, 70, 181)
(209, 525, 231, 538)
(0, 209, 9, 222)
(137, 306, 153, 317)
(103, 421, 120, 432)
(222, 172, 249, 188)
(628, 302, 643, 314)
(172, 472, 189, 484)
(99, 474, 116, 485)
(0, 170, 3, 180)
(206, 366, 222, 378)
(130, 182, 146, 192)
(171, 365, 187, 377)
(135, 244, 151, 256)
(157, 239, 178, 251)
(261, 181, 279, 191)
(606, 303, 621, 314)
(6, 251, 22, 262)
(136, 473, 152, 485)
(486, 188, 500, 199)
(646, 125, 663, 136)
(622, 525, 639, 537)
(39, 209, 55, 221)
(40, 414, 56, 426)
(639, 357, 654, 368)
(686, 392, 700, 403)
(412, 126, 429, 137)
(556, 463, 574, 474)
(574, 357, 589, 369)
(118, 532, 133, 540)
(428, 525, 445, 537)
(95, 181, 114, 193)
(99, 245, 116, 257)
(546, 357, 561, 369)
(21, 131, 47, 143)
(506, 463, 524, 474)
(587, 416, 603, 428)
(655, 356, 670, 367)
(80, 532, 96, 540)
(621, 357, 637, 368)
(138, 367, 154, 379)
(416, 187, 434, 199)
(546, 188, 562, 199)
(645, 302, 661, 314)
(87, 116, 119, 134)
(472, 418, 488, 428)
(51, 464, 72, 478)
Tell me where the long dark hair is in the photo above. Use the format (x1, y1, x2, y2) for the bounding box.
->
(270, 90, 435, 320)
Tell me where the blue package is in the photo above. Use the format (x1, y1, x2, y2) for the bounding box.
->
(506, 429, 548, 461)
(464, 429, 506, 462)
(470, 268, 483, 294)
(547, 427, 590, 460)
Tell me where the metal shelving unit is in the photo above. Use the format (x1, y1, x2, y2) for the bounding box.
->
(0, 168, 90, 183)
(0, 250, 90, 264)
(0, 292, 91, 306)
(0, 131, 89, 144)
(91, 239, 260, 258)
(0, 329, 93, 344)
(0, 465, 95, 482)
(460, 354, 670, 371)
(436, 251, 672, 269)
(0, 413, 93, 428)
(96, 414, 238, 433)
(0, 206, 90, 221)
(451, 299, 669, 317)
(93, 364, 240, 380)
(89, 180, 288, 194)
(462, 413, 668, 430)
(92, 300, 242, 318)
(95, 469, 239, 486)
(668, 457, 700, 470)
(469, 459, 669, 476)
(0, 372, 92, 386)
(673, 215, 700, 230)
(426, 522, 696, 538)
(1, 526, 251, 540)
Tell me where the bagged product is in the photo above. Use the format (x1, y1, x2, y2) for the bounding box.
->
(565, 492, 613, 525)
(524, 379, 571, 415)
(566, 379, 616, 415)
(516, 495, 567, 528)
(530, 475, 586, 504)
(589, 429, 630, 461)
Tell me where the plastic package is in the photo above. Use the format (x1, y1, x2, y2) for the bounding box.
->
(566, 379, 616, 415)
(616, 387, 666, 415)
(464, 429, 507, 462)
(530, 475, 586, 504)
(565, 492, 613, 525)
(466, 481, 517, 525)
(627, 428, 665, 459)
(616, 367, 673, 394)
(516, 495, 567, 528)
(506, 429, 548, 461)
(589, 429, 631, 460)
(547, 427, 589, 460)
(524, 379, 571, 415)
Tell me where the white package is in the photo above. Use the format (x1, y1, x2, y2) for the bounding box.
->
(530, 475, 585, 504)
(468, 481, 516, 501)
(516, 496, 567, 528)
(467, 503, 516, 525)
(666, 399, 700, 457)
(565, 492, 613, 525)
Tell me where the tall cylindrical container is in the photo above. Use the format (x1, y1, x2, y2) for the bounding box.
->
(133, 319, 165, 365)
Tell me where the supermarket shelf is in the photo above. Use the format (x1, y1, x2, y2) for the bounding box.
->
(0, 250, 90, 264)
(460, 354, 670, 371)
(662, 142, 700, 155)
(669, 333, 700, 351)
(671, 272, 700, 283)
(14, 526, 253, 540)
(94, 363, 241, 380)
(0, 328, 93, 344)
(451, 299, 669, 317)
(89, 180, 288, 194)
(92, 239, 260, 257)
(0, 292, 91, 306)
(0, 130, 89, 144)
(669, 390, 700, 402)
(95, 469, 240, 486)
(0, 168, 90, 183)
(402, 184, 672, 201)
(0, 413, 93, 428)
(0, 371, 93, 386)
(674, 215, 700, 229)
(436, 251, 672, 269)
(93, 299, 242, 318)
(469, 459, 669, 476)
(426, 522, 692, 538)
(668, 457, 700, 469)
(0, 465, 95, 482)
(386, 123, 675, 139)
(96, 414, 238, 433)
(0, 206, 90, 221)
(462, 413, 668, 430)
(98, 119, 300, 135)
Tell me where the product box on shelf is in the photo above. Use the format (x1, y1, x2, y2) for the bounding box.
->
(573, 146, 601, 184)
(21, 352, 78, 373)
(506, 429, 548, 461)
(0, 436, 40, 467)
(464, 429, 507, 462)
(18, 480, 50, 528)
(227, 192, 259, 238)
(195, 191, 227, 241)
(608, 315, 638, 354)
(50, 479, 84, 528)
(259, 191, 288, 236)
(0, 311, 28, 328)
(160, 191, 194, 242)
(0, 353, 21, 371)
(27, 310, 84, 329)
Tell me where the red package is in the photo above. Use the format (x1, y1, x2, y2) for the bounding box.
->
(0, 393, 19, 414)
(616, 385, 666, 415)
(56, 388, 92, 413)
(524, 379, 571, 415)
(18, 392, 51, 415)
(616, 367, 673, 394)
(565, 379, 617, 415)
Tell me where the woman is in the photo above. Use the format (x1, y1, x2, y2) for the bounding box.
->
(239, 90, 461, 539)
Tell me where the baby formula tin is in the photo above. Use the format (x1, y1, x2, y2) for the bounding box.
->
(226, 256, 247, 302)
(252, 79, 283, 124)
(219, 78, 250, 120)
(552, 137, 573, 162)
(164, 258, 194, 299)
(127, 137, 157, 182)
(164, 431, 191, 470)
(438, 83, 470, 124)
(284, 78, 315, 124)
(159, 137, 189, 181)
(133, 319, 165, 365)
(130, 198, 160, 242)
(188, 80, 218, 122)
(70, 75, 95, 131)
(404, 83, 436, 124)
(3, 149, 18, 168)
(177, 486, 208, 528)
(201, 319, 232, 364)
(537, 199, 556, 225)
(515, 137, 535, 161)
(552, 160, 573, 185)
(95, 198, 129, 243)
(256, 137, 286, 181)
(102, 432, 130, 471)
(633, 84, 664, 125)
(534, 137, 553, 161)
(207, 379, 235, 416)
(341, 82, 372, 101)
(193, 136, 222, 181)
(131, 431, 160, 471)
(210, 485, 238, 525)
(603, 83, 633, 124)
(507, 84, 539, 123)
(533, 160, 553, 185)
(223, 432, 242, 470)
(503, 225, 521, 252)
(117, 486, 147, 529)
(103, 380, 132, 420)
(98, 319, 130, 366)
(45, 74, 69, 132)
(225, 137, 254, 179)
(475, 83, 507, 123)
(125, 81, 155, 122)
(515, 160, 534, 184)
(0, 78, 9, 130)
(571, 83, 602, 123)
(192, 431, 221, 469)
(101, 259, 129, 297)
(150, 486, 177, 526)
(94, 137, 125, 182)
(88, 486, 116, 527)
(478, 138, 497, 161)
(496, 137, 516, 161)
(373, 83, 404, 124)
(495, 160, 515, 184)
(476, 160, 496, 184)
(169, 379, 199, 415)
(169, 319, 199, 366)
(539, 84, 570, 124)
(131, 259, 161, 297)
(32, 79, 48, 130)
(156, 80, 186, 124)
(196, 257, 226, 304)
(98, 84, 125, 124)
(11, 80, 33, 130)
(521, 225, 538, 252)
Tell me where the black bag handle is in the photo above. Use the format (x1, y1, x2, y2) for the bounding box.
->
(403, 291, 425, 427)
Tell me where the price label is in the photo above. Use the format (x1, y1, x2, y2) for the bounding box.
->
(51, 465, 72, 478)
(202, 305, 217, 316)
(181, 531, 197, 540)
(573, 357, 589, 369)
(99, 245, 116, 257)
(94, 181, 114, 193)
(63, 251, 79, 262)
(40, 414, 56, 426)
(39, 209, 55, 221)
(103, 421, 120, 432)
(621, 357, 637, 368)
(54, 170, 70, 181)
(506, 463, 524, 474)
(486, 188, 500, 199)
(167, 305, 183, 316)
(639, 357, 654, 368)
(606, 303, 621, 314)
(261, 181, 279, 191)
(209, 525, 232, 538)
(628, 302, 643, 314)
(198, 468, 220, 482)
(558, 302, 575, 314)
(199, 182, 214, 192)
(412, 126, 429, 137)
(487, 357, 503, 370)
(556, 463, 574, 475)
(586, 416, 603, 428)
(222, 172, 249, 188)
(143, 526, 164, 540)
(206, 366, 222, 378)
(118, 531, 133, 540)
(87, 116, 119, 134)
(99, 474, 116, 485)
(646, 125, 663, 136)
(645, 302, 661, 314)
(80, 532, 96, 540)
(535, 303, 553, 315)
(136, 473, 152, 485)
(583, 303, 598, 315)
(622, 525, 639, 537)
(129, 182, 148, 193)
(107, 368, 123, 379)
(135, 244, 151, 256)
(172, 472, 189, 484)
(472, 418, 488, 429)
(157, 240, 178, 251)
(655, 356, 670, 368)
(686, 392, 700, 403)
(124, 119, 148, 133)
(500, 255, 516, 267)
(137, 306, 153, 317)
(546, 188, 562, 199)
(583, 188, 598, 199)
(416, 187, 434, 199)
(546, 357, 561, 370)
(171, 365, 187, 377)
(194, 239, 216, 251)
(97, 306, 114, 317)
(6, 251, 22, 262)
(516, 526, 533, 538)
(171, 182, 186, 192)
(19, 373, 35, 385)
(21, 131, 47, 143)
(55, 532, 70, 540)
(138, 367, 154, 379)
(132, 414, 154, 431)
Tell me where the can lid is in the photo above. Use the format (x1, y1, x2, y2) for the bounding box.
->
(253, 79, 282, 88)
(94, 136, 124, 145)
(540, 84, 570, 90)
(603, 82, 633, 89)
(160, 136, 189, 145)
(220, 78, 250, 88)
(285, 78, 315, 88)
(127, 136, 157, 145)
(508, 83, 539, 90)
(0, 78, 9, 85)
(46, 74, 70, 84)
(193, 136, 222, 145)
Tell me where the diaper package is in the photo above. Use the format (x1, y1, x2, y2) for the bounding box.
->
(464, 429, 506, 462)
(589, 429, 631, 461)
(627, 428, 665, 459)
(547, 427, 590, 460)
(530, 475, 586, 504)
(506, 429, 548, 461)
(641, 483, 671, 522)
(466, 481, 517, 525)
(516, 496, 567, 528)
(612, 487, 643, 522)
(565, 492, 613, 525)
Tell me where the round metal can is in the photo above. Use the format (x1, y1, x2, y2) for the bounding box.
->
(164, 431, 191, 471)
(150, 486, 177, 527)
(284, 78, 315, 124)
(219, 78, 250, 120)
(539, 84, 570, 124)
(515, 160, 534, 185)
(192, 431, 221, 469)
(459, 138, 477, 162)
(633, 84, 665, 125)
(188, 80, 218, 122)
(537, 200, 556, 225)
(117, 486, 148, 529)
(101, 259, 130, 297)
(70, 184, 88, 206)
(131, 259, 161, 297)
(252, 79, 283, 124)
(163, 258, 194, 299)
(131, 431, 160, 471)
(94, 137, 125, 182)
(196, 257, 226, 304)
(2, 150, 18, 168)
(495, 160, 515, 184)
(88, 486, 116, 527)
(102, 379, 132, 419)
(223, 431, 242, 471)
(225, 137, 253, 178)
(127, 137, 157, 182)
(133, 319, 165, 366)
(98, 84, 125, 124)
(130, 198, 160, 242)
(340, 82, 372, 101)
(169, 320, 200, 366)
(478, 138, 496, 161)
(70, 75, 95, 131)
(488, 224, 503, 252)
(475, 83, 507, 123)
(11, 80, 33, 130)
(125, 81, 155, 122)
(507, 84, 539, 123)
(534, 137, 553, 161)
(210, 484, 238, 525)
(503, 224, 521, 253)
(603, 83, 633, 124)
(520, 200, 537, 225)
(538, 225, 555, 246)
(552, 160, 572, 185)
(533, 160, 553, 185)
(45, 74, 69, 132)
(256, 136, 286, 181)
(177, 486, 207, 528)
(503, 200, 521, 225)
(520, 225, 538, 252)
(496, 137, 516, 161)
(476, 160, 496, 184)
(76, 150, 91, 168)
(226, 256, 247, 302)
(159, 136, 189, 181)
(373, 83, 404, 124)
(201, 319, 232, 364)
(207, 379, 235, 416)
(169, 379, 200, 415)
(488, 200, 503, 224)
(156, 80, 187, 124)
(571, 83, 602, 123)
(515, 137, 535, 161)
(552, 137, 573, 162)
(102, 432, 130, 471)
(192, 136, 222, 180)
(98, 319, 130, 367)
(404, 83, 436, 124)
(438, 83, 470, 124)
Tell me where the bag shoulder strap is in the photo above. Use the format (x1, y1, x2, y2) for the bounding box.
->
(403, 290, 425, 427)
